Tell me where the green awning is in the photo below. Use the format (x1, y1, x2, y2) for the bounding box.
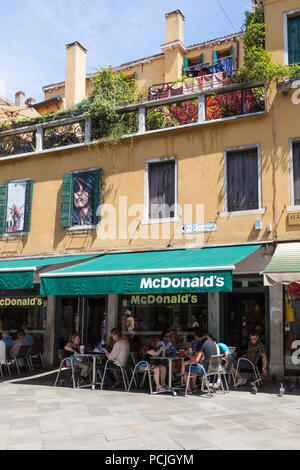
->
(0, 254, 97, 290)
(264, 242, 300, 285)
(40, 245, 261, 295)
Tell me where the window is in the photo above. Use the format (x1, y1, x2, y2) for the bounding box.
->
(0, 179, 34, 234)
(288, 15, 300, 65)
(147, 160, 176, 220)
(226, 148, 259, 212)
(292, 142, 300, 205)
(60, 168, 102, 229)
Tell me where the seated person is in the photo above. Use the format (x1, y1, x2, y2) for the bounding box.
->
(138, 337, 167, 392)
(10, 330, 30, 367)
(99, 329, 130, 389)
(232, 331, 268, 387)
(1, 330, 13, 348)
(182, 330, 218, 394)
(157, 331, 174, 354)
(207, 334, 230, 358)
(25, 332, 34, 355)
(64, 333, 92, 384)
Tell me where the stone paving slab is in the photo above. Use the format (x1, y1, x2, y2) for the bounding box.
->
(1, 376, 300, 450)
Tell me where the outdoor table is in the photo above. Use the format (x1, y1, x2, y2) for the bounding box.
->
(76, 352, 105, 391)
(150, 355, 185, 396)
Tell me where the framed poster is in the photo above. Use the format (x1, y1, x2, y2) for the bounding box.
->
(6, 181, 26, 232)
(72, 171, 95, 226)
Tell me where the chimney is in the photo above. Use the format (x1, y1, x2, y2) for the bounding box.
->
(165, 10, 185, 45)
(15, 91, 26, 107)
(25, 97, 36, 106)
(65, 41, 87, 108)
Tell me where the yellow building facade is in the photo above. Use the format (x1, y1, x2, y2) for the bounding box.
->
(0, 1, 300, 377)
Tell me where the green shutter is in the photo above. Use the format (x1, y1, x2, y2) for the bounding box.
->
(133, 72, 137, 80)
(92, 169, 103, 226)
(212, 50, 219, 66)
(0, 184, 7, 234)
(60, 173, 73, 228)
(200, 53, 204, 65)
(23, 180, 34, 232)
(230, 45, 234, 57)
(288, 16, 300, 65)
(183, 56, 189, 76)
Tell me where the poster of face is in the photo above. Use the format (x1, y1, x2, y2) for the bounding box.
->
(6, 181, 26, 233)
(72, 171, 94, 226)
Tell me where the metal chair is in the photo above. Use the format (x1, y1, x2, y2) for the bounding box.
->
(28, 342, 45, 370)
(184, 361, 213, 398)
(203, 355, 227, 394)
(219, 353, 236, 391)
(128, 359, 155, 394)
(54, 349, 82, 389)
(10, 345, 31, 374)
(234, 356, 262, 389)
(100, 359, 129, 391)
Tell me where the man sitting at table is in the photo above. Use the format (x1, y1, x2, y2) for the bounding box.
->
(182, 330, 218, 394)
(99, 328, 130, 389)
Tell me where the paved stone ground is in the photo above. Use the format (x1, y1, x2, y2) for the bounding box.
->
(1, 370, 300, 450)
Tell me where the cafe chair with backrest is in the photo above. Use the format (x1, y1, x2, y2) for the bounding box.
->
(100, 359, 129, 391)
(202, 355, 226, 394)
(54, 349, 82, 389)
(185, 361, 213, 398)
(28, 342, 45, 371)
(10, 345, 31, 375)
(234, 355, 262, 389)
(219, 353, 236, 391)
(128, 359, 155, 394)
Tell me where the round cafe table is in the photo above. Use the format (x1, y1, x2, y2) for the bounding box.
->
(150, 355, 185, 396)
(75, 352, 105, 391)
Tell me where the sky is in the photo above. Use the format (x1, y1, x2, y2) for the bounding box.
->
(0, 0, 253, 103)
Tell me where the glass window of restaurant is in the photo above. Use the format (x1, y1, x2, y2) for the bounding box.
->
(284, 283, 300, 375)
(0, 286, 47, 348)
(120, 293, 208, 345)
(55, 296, 107, 355)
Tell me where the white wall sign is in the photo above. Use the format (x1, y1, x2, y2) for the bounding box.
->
(182, 222, 217, 234)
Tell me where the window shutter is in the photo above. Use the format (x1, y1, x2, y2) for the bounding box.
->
(92, 168, 103, 226)
(230, 45, 234, 57)
(200, 53, 204, 65)
(288, 16, 300, 65)
(212, 50, 219, 66)
(133, 72, 137, 80)
(227, 149, 258, 212)
(183, 57, 189, 75)
(60, 173, 73, 228)
(149, 161, 175, 219)
(0, 184, 7, 234)
(23, 180, 34, 232)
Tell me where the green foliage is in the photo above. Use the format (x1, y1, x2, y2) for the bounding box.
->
(237, 8, 300, 86)
(87, 67, 139, 143)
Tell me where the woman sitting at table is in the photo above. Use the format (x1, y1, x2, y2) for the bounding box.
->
(139, 336, 167, 392)
(64, 334, 92, 385)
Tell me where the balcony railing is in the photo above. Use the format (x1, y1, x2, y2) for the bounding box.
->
(0, 80, 266, 160)
(148, 70, 238, 102)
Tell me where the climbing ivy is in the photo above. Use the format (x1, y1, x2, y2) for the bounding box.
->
(237, 8, 300, 86)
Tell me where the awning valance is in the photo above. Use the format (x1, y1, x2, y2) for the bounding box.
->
(40, 245, 261, 296)
(0, 254, 97, 290)
(264, 242, 300, 286)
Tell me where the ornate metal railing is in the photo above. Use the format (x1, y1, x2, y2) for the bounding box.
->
(0, 81, 266, 159)
(43, 121, 85, 149)
(0, 130, 36, 157)
(206, 85, 265, 121)
(146, 99, 198, 131)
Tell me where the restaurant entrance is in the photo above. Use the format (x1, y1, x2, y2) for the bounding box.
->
(223, 276, 269, 356)
(55, 295, 107, 354)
